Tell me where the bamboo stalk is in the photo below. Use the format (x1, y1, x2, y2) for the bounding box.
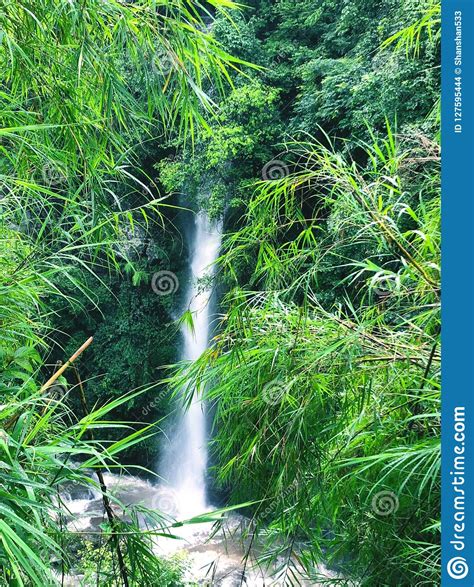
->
(40, 337, 93, 393)
(3, 338, 94, 431)
(73, 366, 130, 587)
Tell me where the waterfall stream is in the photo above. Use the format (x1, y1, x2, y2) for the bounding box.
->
(59, 211, 330, 584)
(160, 211, 222, 518)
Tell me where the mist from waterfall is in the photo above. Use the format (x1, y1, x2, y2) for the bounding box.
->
(160, 211, 222, 518)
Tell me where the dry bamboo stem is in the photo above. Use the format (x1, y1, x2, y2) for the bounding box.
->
(73, 366, 130, 587)
(40, 336, 93, 393)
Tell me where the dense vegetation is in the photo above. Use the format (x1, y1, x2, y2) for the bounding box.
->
(166, 0, 441, 584)
(1, 0, 440, 585)
(0, 0, 242, 584)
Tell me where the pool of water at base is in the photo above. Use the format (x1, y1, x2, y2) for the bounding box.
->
(59, 472, 336, 586)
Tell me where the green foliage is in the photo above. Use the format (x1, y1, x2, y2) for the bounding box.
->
(50, 255, 182, 465)
(210, 0, 440, 137)
(170, 127, 440, 584)
(0, 0, 245, 583)
(155, 3, 441, 583)
(0, 382, 170, 585)
(1, 0, 442, 584)
(288, 0, 439, 137)
(76, 539, 186, 586)
(157, 0, 440, 225)
(382, 0, 441, 55)
(157, 79, 282, 215)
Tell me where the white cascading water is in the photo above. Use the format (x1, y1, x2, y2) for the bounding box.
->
(160, 211, 222, 518)
(58, 211, 326, 585)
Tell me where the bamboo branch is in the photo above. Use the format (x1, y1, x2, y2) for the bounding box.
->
(40, 336, 93, 393)
(2, 338, 94, 431)
(73, 366, 130, 587)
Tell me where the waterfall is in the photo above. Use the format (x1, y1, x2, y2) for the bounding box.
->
(160, 211, 222, 518)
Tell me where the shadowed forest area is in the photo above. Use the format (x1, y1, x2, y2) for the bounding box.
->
(1, 0, 440, 585)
